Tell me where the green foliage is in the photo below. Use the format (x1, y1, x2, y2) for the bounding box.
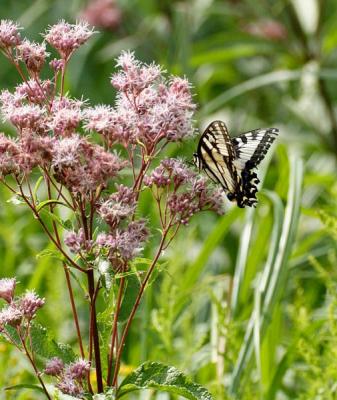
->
(117, 362, 213, 399)
(0, 0, 337, 399)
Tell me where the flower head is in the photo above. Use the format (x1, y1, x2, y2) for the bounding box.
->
(44, 20, 95, 59)
(44, 357, 65, 376)
(15, 80, 53, 104)
(56, 376, 83, 397)
(111, 51, 162, 94)
(49, 96, 83, 136)
(67, 359, 91, 379)
(0, 278, 16, 303)
(17, 39, 49, 73)
(0, 133, 21, 177)
(18, 290, 45, 318)
(52, 134, 126, 195)
(65, 228, 93, 253)
(0, 20, 22, 49)
(97, 219, 148, 263)
(99, 184, 136, 227)
(0, 304, 23, 328)
(80, 0, 121, 31)
(144, 158, 193, 189)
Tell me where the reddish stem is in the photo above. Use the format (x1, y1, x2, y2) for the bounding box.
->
(112, 230, 169, 388)
(107, 274, 126, 386)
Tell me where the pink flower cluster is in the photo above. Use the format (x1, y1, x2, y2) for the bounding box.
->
(45, 357, 90, 397)
(0, 278, 44, 330)
(85, 51, 195, 148)
(44, 20, 95, 59)
(145, 159, 225, 225)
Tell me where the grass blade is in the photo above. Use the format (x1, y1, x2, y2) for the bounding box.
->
(229, 153, 303, 396)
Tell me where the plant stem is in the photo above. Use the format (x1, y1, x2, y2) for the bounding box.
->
(16, 179, 85, 272)
(107, 275, 126, 386)
(44, 174, 86, 362)
(112, 230, 168, 388)
(19, 332, 52, 400)
(87, 269, 104, 393)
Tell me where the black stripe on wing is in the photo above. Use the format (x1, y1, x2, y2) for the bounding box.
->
(231, 127, 278, 208)
(196, 120, 237, 193)
(231, 128, 279, 171)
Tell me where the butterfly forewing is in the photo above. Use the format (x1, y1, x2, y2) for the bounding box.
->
(196, 121, 237, 193)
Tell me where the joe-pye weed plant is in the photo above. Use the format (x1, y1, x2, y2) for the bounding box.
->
(0, 20, 223, 399)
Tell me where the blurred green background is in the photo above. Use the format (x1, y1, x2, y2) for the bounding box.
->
(1, 0, 337, 399)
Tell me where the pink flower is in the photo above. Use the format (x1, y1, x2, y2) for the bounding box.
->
(18, 132, 55, 172)
(49, 96, 83, 136)
(0, 20, 22, 49)
(1, 102, 46, 131)
(97, 220, 148, 262)
(0, 89, 24, 108)
(0, 133, 21, 177)
(111, 51, 162, 93)
(56, 376, 83, 397)
(15, 80, 53, 104)
(0, 278, 16, 303)
(99, 185, 136, 227)
(44, 357, 64, 376)
(0, 304, 23, 328)
(49, 58, 64, 71)
(65, 228, 93, 253)
(52, 134, 126, 195)
(17, 39, 49, 73)
(244, 19, 287, 41)
(80, 0, 121, 31)
(44, 20, 95, 59)
(18, 290, 45, 318)
(67, 359, 90, 379)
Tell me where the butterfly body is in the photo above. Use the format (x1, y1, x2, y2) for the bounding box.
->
(193, 120, 278, 208)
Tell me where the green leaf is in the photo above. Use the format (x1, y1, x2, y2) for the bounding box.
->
(229, 154, 304, 395)
(117, 361, 213, 400)
(36, 248, 65, 261)
(118, 274, 141, 323)
(4, 383, 45, 394)
(6, 195, 24, 205)
(33, 176, 44, 203)
(40, 208, 73, 230)
(30, 323, 75, 363)
(36, 199, 70, 212)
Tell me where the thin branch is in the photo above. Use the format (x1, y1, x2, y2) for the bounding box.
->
(107, 274, 126, 386)
(112, 230, 169, 388)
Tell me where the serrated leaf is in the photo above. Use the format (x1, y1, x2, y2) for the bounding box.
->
(116, 361, 213, 400)
(30, 323, 75, 363)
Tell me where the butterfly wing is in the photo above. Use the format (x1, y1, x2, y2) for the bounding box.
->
(231, 128, 279, 207)
(231, 128, 279, 171)
(196, 120, 238, 195)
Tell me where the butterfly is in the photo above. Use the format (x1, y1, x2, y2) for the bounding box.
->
(193, 120, 279, 208)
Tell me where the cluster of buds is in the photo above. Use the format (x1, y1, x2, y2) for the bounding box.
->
(44, 357, 90, 397)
